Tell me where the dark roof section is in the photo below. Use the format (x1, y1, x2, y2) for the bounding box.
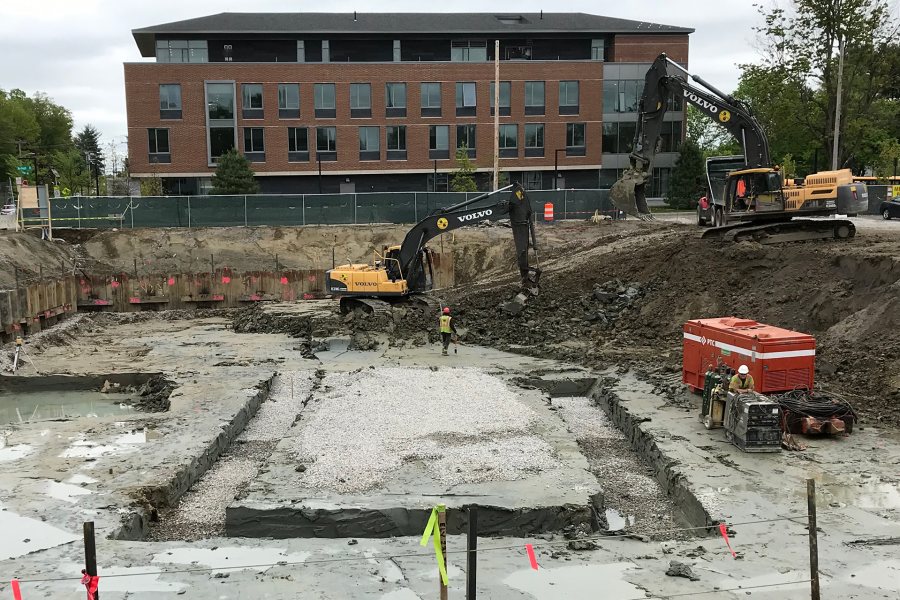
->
(132, 12, 693, 56)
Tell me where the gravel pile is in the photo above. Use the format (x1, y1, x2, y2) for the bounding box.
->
(290, 367, 550, 493)
(551, 396, 624, 440)
(239, 371, 317, 442)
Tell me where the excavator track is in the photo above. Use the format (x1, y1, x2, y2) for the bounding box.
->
(338, 297, 394, 318)
(701, 219, 856, 244)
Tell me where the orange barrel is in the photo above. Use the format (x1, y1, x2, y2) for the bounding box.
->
(543, 202, 554, 222)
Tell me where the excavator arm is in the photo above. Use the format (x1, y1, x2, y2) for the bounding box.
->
(611, 53, 772, 218)
(390, 183, 541, 296)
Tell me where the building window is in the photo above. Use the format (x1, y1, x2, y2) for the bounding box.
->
(393, 39, 401, 62)
(591, 39, 605, 61)
(159, 84, 182, 119)
(659, 120, 683, 153)
(322, 40, 330, 63)
(499, 124, 517, 158)
(386, 125, 407, 160)
(505, 44, 533, 60)
(603, 80, 641, 113)
(455, 82, 476, 117)
(297, 40, 305, 62)
(314, 83, 336, 118)
(316, 126, 337, 161)
(559, 81, 580, 115)
(385, 82, 407, 117)
(241, 84, 263, 119)
(451, 40, 487, 62)
(524, 81, 545, 115)
(349, 83, 372, 118)
(243, 127, 265, 162)
(207, 83, 235, 120)
(524, 171, 543, 190)
(148, 128, 170, 163)
(359, 126, 380, 161)
(421, 82, 441, 117)
(278, 84, 300, 118)
(566, 123, 586, 156)
(429, 125, 449, 159)
(603, 121, 637, 154)
(524, 123, 544, 157)
(427, 172, 449, 192)
(456, 124, 476, 158)
(490, 81, 511, 117)
(156, 40, 207, 63)
(209, 128, 235, 162)
(288, 127, 309, 162)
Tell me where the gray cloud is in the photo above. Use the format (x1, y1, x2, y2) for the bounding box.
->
(0, 0, 764, 144)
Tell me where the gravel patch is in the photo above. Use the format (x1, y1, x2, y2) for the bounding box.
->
(290, 367, 550, 493)
(239, 371, 317, 442)
(551, 396, 624, 440)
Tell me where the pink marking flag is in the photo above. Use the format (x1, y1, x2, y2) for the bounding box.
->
(525, 544, 539, 570)
(718, 523, 737, 558)
(11, 579, 22, 600)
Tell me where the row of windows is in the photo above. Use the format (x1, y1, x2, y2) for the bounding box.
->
(148, 123, 588, 162)
(601, 120, 682, 154)
(157, 38, 605, 64)
(602, 79, 683, 113)
(160, 81, 581, 121)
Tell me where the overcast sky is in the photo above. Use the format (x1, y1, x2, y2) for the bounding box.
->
(1, 0, 767, 153)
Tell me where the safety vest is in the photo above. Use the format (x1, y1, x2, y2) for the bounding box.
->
(439, 315, 453, 333)
(730, 374, 754, 390)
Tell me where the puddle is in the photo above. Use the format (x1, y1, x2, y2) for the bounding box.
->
(62, 563, 186, 593)
(66, 473, 97, 485)
(849, 559, 900, 592)
(60, 439, 140, 459)
(820, 479, 900, 510)
(43, 480, 92, 503)
(504, 563, 643, 598)
(0, 505, 79, 560)
(0, 441, 33, 462)
(0, 390, 136, 425)
(152, 547, 311, 574)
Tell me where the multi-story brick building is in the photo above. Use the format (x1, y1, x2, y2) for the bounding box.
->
(127, 12, 691, 194)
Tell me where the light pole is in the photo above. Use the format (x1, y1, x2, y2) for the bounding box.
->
(317, 154, 322, 194)
(554, 148, 566, 189)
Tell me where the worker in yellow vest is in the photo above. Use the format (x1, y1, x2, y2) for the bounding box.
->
(729, 364, 755, 394)
(439, 307, 458, 356)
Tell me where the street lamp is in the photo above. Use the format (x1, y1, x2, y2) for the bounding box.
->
(554, 148, 566, 190)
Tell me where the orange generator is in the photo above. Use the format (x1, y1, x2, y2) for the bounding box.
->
(683, 317, 816, 394)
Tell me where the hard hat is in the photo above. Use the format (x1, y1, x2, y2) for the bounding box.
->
(443, 307, 450, 314)
(738, 365, 750, 375)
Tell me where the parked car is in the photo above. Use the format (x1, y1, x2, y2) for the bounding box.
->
(0, 204, 15, 216)
(881, 198, 900, 220)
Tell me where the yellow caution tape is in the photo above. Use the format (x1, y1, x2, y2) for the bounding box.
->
(419, 504, 448, 585)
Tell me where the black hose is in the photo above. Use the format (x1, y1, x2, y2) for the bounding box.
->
(771, 388, 857, 421)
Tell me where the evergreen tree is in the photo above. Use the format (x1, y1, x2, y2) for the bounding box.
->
(450, 145, 477, 192)
(210, 149, 260, 194)
(667, 139, 706, 209)
(74, 124, 104, 172)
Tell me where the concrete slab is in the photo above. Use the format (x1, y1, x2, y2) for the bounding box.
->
(227, 366, 602, 538)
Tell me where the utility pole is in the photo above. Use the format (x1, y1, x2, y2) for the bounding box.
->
(831, 0, 845, 171)
(493, 39, 500, 191)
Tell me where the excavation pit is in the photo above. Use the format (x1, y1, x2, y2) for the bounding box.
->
(225, 366, 603, 538)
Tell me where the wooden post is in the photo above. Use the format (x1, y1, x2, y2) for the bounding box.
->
(807, 479, 820, 600)
(438, 504, 448, 600)
(210, 254, 215, 277)
(83, 521, 99, 599)
(466, 507, 477, 600)
(133, 258, 138, 280)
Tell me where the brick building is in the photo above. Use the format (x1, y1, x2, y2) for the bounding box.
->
(126, 12, 691, 194)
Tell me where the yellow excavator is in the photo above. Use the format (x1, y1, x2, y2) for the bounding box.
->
(611, 53, 868, 243)
(326, 183, 541, 314)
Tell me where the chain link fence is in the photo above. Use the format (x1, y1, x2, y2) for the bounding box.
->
(47, 189, 613, 229)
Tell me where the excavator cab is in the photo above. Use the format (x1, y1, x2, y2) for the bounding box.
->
(724, 169, 784, 216)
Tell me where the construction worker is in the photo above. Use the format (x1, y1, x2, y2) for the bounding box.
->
(439, 307, 457, 356)
(729, 364, 755, 393)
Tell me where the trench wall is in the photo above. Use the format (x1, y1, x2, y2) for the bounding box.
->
(0, 276, 77, 342)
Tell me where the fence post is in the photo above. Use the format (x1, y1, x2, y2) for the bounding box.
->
(187, 197, 191, 229)
(414, 192, 418, 223)
(302, 195, 306, 226)
(77, 201, 81, 230)
(466, 506, 477, 600)
(130, 200, 134, 229)
(438, 504, 448, 600)
(83, 521, 99, 599)
(244, 196, 248, 227)
(807, 479, 820, 600)
(564, 189, 568, 220)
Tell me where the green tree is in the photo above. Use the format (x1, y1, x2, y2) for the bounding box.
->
(140, 175, 163, 197)
(686, 105, 739, 157)
(0, 89, 74, 183)
(74, 124, 104, 173)
(210, 149, 259, 194)
(51, 149, 90, 195)
(872, 138, 900, 180)
(450, 145, 477, 192)
(780, 153, 798, 180)
(667, 138, 706, 209)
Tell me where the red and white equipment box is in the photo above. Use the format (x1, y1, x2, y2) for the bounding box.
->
(683, 317, 816, 393)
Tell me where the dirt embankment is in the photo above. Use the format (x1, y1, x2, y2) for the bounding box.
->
(445, 222, 900, 426)
(0, 231, 79, 289)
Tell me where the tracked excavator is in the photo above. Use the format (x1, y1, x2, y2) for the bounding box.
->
(610, 53, 867, 243)
(325, 183, 541, 314)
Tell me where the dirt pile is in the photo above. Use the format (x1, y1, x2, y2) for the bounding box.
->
(0, 231, 79, 289)
(447, 222, 900, 426)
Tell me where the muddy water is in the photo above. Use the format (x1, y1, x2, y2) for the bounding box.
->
(0, 390, 136, 425)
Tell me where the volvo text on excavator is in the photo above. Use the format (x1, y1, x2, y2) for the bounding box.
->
(610, 53, 868, 243)
(326, 183, 541, 314)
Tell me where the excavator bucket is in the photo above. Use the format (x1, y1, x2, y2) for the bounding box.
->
(610, 169, 653, 220)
